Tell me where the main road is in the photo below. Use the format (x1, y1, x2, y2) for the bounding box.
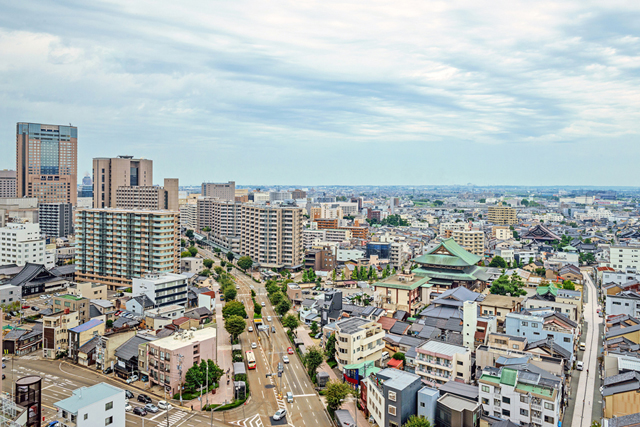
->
(570, 270, 603, 427)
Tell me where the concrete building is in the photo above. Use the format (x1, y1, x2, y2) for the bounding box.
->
(201, 181, 235, 200)
(75, 208, 180, 288)
(147, 328, 217, 395)
(53, 294, 91, 324)
(487, 206, 517, 225)
(93, 156, 153, 208)
(606, 291, 640, 318)
(478, 365, 563, 426)
(71, 282, 108, 300)
(435, 394, 480, 427)
(0, 222, 49, 267)
(43, 309, 80, 359)
(270, 191, 292, 202)
(303, 229, 326, 248)
(180, 202, 198, 231)
(0, 170, 16, 198)
(333, 317, 385, 370)
(324, 228, 352, 242)
(365, 368, 423, 427)
(451, 230, 485, 257)
(132, 272, 188, 307)
(416, 386, 439, 426)
(609, 246, 640, 271)
(68, 318, 105, 363)
(197, 199, 242, 251)
(17, 122, 77, 205)
(0, 197, 38, 227)
(53, 383, 126, 427)
(0, 283, 21, 306)
(505, 310, 578, 361)
(291, 189, 306, 199)
(38, 202, 74, 238)
(145, 304, 185, 319)
(414, 340, 472, 388)
(305, 247, 336, 272)
(372, 271, 430, 316)
(180, 257, 204, 274)
(390, 242, 409, 268)
(115, 178, 179, 211)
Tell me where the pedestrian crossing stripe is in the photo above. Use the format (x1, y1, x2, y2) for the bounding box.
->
(230, 414, 264, 427)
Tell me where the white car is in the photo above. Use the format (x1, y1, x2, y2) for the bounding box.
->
(267, 316, 272, 322)
(577, 361, 584, 370)
(282, 356, 289, 364)
(273, 409, 287, 421)
(157, 401, 172, 410)
(124, 403, 133, 412)
(251, 342, 257, 349)
(261, 302, 265, 307)
(236, 285, 240, 290)
(248, 326, 254, 332)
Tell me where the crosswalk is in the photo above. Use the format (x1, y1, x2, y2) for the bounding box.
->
(149, 410, 188, 426)
(230, 414, 264, 427)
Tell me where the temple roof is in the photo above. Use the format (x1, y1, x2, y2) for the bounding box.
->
(413, 238, 481, 267)
(522, 224, 561, 241)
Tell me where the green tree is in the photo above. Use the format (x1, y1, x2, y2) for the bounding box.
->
(521, 199, 530, 207)
(325, 333, 337, 361)
(562, 280, 576, 291)
(106, 319, 113, 328)
(213, 247, 221, 254)
(202, 226, 211, 232)
(224, 315, 246, 340)
(350, 269, 358, 280)
(253, 303, 262, 316)
(270, 291, 284, 306)
(325, 380, 355, 413)
(392, 352, 405, 361)
(478, 198, 486, 203)
(488, 255, 507, 268)
(188, 246, 198, 257)
(203, 259, 214, 269)
(251, 289, 256, 297)
(535, 267, 546, 276)
(207, 359, 224, 385)
(180, 238, 186, 247)
(226, 264, 233, 273)
(222, 300, 247, 319)
(214, 266, 224, 275)
(304, 346, 325, 378)
(181, 251, 191, 258)
(276, 297, 292, 317)
(226, 251, 235, 262)
(310, 321, 319, 335)
(237, 256, 253, 270)
(489, 273, 527, 297)
(368, 265, 374, 279)
(332, 269, 337, 281)
(185, 230, 194, 239)
(224, 287, 237, 301)
(282, 313, 299, 332)
(371, 268, 378, 281)
(433, 200, 444, 206)
(402, 415, 432, 427)
(340, 269, 346, 281)
(184, 364, 203, 393)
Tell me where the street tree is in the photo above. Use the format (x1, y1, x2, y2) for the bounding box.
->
(325, 380, 355, 413)
(207, 359, 224, 385)
(226, 251, 234, 262)
(188, 246, 198, 257)
(310, 321, 319, 335)
(276, 297, 292, 317)
(282, 313, 299, 332)
(222, 300, 247, 319)
(223, 287, 237, 301)
(325, 333, 337, 361)
(203, 259, 214, 269)
(304, 346, 324, 378)
(402, 415, 432, 427)
(224, 315, 246, 340)
(237, 256, 253, 270)
(184, 364, 203, 393)
(214, 266, 224, 275)
(185, 230, 194, 239)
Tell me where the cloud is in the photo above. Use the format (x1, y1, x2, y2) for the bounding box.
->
(0, 0, 639, 185)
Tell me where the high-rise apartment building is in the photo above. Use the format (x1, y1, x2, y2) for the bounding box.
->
(75, 208, 180, 288)
(451, 230, 485, 257)
(201, 181, 235, 200)
(115, 178, 179, 211)
(0, 170, 17, 198)
(0, 222, 52, 267)
(38, 203, 74, 238)
(487, 206, 517, 225)
(180, 202, 198, 231)
(93, 156, 153, 208)
(16, 123, 77, 205)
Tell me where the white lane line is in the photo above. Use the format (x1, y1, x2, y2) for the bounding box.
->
(293, 394, 317, 397)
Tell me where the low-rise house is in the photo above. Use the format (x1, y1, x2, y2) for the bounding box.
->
(524, 282, 582, 323)
(505, 310, 578, 361)
(606, 291, 640, 318)
(414, 340, 472, 388)
(53, 383, 125, 427)
(603, 371, 640, 419)
(43, 310, 80, 359)
(478, 365, 563, 426)
(72, 281, 108, 300)
(126, 295, 154, 316)
(68, 318, 105, 363)
(52, 294, 90, 324)
(479, 294, 523, 328)
(180, 257, 203, 273)
(2, 327, 42, 355)
(145, 304, 185, 319)
(184, 307, 213, 325)
(436, 393, 481, 427)
(114, 333, 157, 380)
(364, 368, 423, 427)
(197, 290, 216, 311)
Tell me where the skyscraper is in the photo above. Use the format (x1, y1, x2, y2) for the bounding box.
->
(16, 123, 78, 205)
(92, 156, 153, 208)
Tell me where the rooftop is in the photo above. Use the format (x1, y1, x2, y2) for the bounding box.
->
(437, 393, 479, 412)
(417, 340, 469, 357)
(70, 319, 104, 334)
(58, 294, 84, 301)
(54, 383, 123, 414)
(150, 328, 216, 351)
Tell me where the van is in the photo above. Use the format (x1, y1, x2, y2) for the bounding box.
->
(577, 361, 584, 370)
(381, 351, 390, 360)
(286, 392, 293, 403)
(579, 342, 586, 351)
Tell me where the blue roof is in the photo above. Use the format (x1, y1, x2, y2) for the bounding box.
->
(54, 383, 123, 414)
(70, 318, 104, 333)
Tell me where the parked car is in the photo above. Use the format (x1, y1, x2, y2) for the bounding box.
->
(2, 374, 5, 380)
(21, 306, 29, 310)
(271, 326, 276, 333)
(103, 367, 113, 375)
(282, 356, 289, 364)
(314, 332, 322, 339)
(133, 407, 147, 416)
(125, 403, 133, 412)
(46, 422, 59, 427)
(31, 307, 39, 312)
(158, 401, 172, 410)
(236, 285, 240, 290)
(577, 361, 584, 370)
(286, 392, 293, 403)
(145, 403, 159, 413)
(579, 342, 586, 351)
(287, 347, 294, 354)
(273, 409, 287, 420)
(137, 394, 152, 404)
(125, 390, 134, 399)
(126, 375, 139, 384)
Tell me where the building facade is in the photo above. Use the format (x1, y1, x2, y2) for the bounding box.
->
(43, 310, 80, 359)
(16, 122, 77, 205)
(365, 368, 423, 427)
(75, 208, 180, 288)
(54, 383, 125, 427)
(201, 181, 235, 200)
(333, 317, 385, 370)
(0, 170, 16, 198)
(132, 272, 188, 307)
(93, 156, 153, 208)
(451, 230, 485, 257)
(115, 178, 179, 211)
(0, 222, 49, 267)
(487, 206, 517, 225)
(38, 202, 74, 238)
(414, 340, 473, 388)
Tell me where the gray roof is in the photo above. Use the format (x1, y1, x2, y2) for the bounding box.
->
(115, 334, 156, 362)
(132, 295, 154, 308)
(376, 368, 422, 390)
(233, 362, 246, 376)
(112, 317, 140, 329)
(301, 299, 316, 308)
(420, 305, 462, 320)
(438, 380, 479, 401)
(9, 263, 47, 286)
(430, 287, 483, 307)
(390, 321, 411, 335)
(398, 335, 428, 348)
(336, 317, 369, 334)
(606, 323, 640, 339)
(185, 306, 212, 317)
(604, 371, 640, 387)
(89, 305, 102, 318)
(526, 338, 572, 360)
(607, 412, 640, 427)
(79, 336, 99, 354)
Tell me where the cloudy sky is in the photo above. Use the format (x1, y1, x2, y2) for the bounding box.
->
(1, 1, 639, 186)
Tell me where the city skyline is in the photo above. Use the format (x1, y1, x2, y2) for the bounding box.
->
(1, 1, 639, 186)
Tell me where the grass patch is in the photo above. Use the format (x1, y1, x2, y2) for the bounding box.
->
(327, 360, 337, 369)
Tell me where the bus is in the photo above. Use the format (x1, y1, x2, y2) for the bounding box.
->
(246, 350, 256, 370)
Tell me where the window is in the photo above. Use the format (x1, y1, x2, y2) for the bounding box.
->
(105, 402, 113, 411)
(482, 385, 490, 393)
(105, 416, 113, 425)
(420, 402, 425, 407)
(457, 361, 463, 366)
(482, 398, 489, 404)
(522, 321, 528, 326)
(544, 402, 554, 410)
(388, 391, 396, 402)
(502, 409, 510, 417)
(563, 337, 570, 343)
(388, 405, 396, 416)
(502, 397, 510, 404)
(520, 395, 528, 403)
(84, 414, 88, 420)
(544, 416, 554, 424)
(512, 344, 518, 349)
(520, 408, 529, 416)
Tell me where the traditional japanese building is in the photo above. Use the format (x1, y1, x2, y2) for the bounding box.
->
(521, 224, 561, 242)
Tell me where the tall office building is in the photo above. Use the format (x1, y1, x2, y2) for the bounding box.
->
(16, 123, 78, 205)
(201, 181, 235, 200)
(93, 156, 153, 208)
(487, 206, 517, 225)
(0, 170, 17, 198)
(38, 203, 74, 238)
(75, 208, 180, 288)
(78, 173, 93, 198)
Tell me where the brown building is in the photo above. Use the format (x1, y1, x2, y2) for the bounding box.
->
(52, 294, 91, 324)
(314, 218, 339, 230)
(16, 123, 77, 205)
(201, 181, 235, 201)
(197, 199, 243, 252)
(339, 226, 368, 240)
(115, 178, 179, 211)
(367, 210, 382, 221)
(0, 170, 16, 198)
(487, 206, 517, 225)
(291, 189, 307, 199)
(93, 156, 153, 208)
(305, 247, 336, 272)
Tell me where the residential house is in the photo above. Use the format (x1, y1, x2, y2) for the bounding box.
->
(145, 304, 185, 319)
(126, 295, 155, 316)
(114, 333, 157, 380)
(606, 291, 640, 318)
(2, 327, 42, 355)
(414, 340, 472, 388)
(53, 383, 125, 427)
(365, 368, 423, 427)
(184, 307, 213, 325)
(52, 294, 90, 324)
(43, 310, 80, 359)
(436, 393, 481, 427)
(68, 318, 106, 363)
(505, 310, 578, 361)
(603, 371, 640, 419)
(479, 294, 523, 328)
(524, 282, 582, 323)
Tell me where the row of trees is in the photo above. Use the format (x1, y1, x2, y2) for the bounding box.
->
(265, 279, 293, 317)
(183, 359, 224, 395)
(181, 245, 198, 258)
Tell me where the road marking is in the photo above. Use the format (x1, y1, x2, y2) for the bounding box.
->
(293, 394, 317, 397)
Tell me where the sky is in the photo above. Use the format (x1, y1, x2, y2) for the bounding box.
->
(0, 1, 639, 187)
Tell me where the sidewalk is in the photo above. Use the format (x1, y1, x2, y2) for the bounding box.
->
(296, 324, 371, 427)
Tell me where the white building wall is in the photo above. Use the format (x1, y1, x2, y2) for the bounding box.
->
(0, 222, 48, 267)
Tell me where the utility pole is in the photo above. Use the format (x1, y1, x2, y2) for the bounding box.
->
(165, 386, 170, 427)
